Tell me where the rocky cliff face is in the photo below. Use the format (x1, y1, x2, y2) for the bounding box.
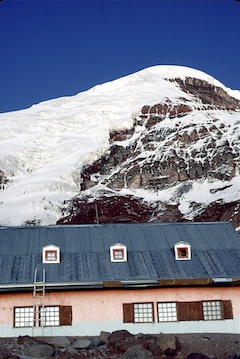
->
(58, 77, 240, 229)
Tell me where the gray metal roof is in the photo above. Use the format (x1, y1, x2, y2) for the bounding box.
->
(0, 222, 240, 291)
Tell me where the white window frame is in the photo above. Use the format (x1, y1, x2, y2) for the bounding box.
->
(14, 307, 34, 327)
(110, 243, 127, 262)
(174, 241, 191, 260)
(202, 300, 222, 320)
(40, 306, 60, 326)
(133, 302, 154, 323)
(157, 302, 177, 322)
(42, 244, 60, 264)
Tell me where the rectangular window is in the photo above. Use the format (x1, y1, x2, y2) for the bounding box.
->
(45, 250, 57, 261)
(40, 306, 60, 326)
(203, 301, 222, 320)
(14, 307, 34, 327)
(110, 244, 127, 262)
(134, 303, 153, 323)
(158, 302, 177, 322)
(14, 306, 72, 327)
(177, 248, 188, 258)
(113, 249, 124, 260)
(123, 303, 153, 323)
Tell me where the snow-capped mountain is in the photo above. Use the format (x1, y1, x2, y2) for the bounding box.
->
(0, 65, 240, 229)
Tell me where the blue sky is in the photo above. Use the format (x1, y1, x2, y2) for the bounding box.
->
(0, 0, 240, 113)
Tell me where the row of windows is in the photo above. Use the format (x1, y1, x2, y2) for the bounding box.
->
(14, 300, 233, 328)
(14, 306, 72, 327)
(43, 248, 126, 263)
(42, 245, 127, 263)
(42, 241, 191, 264)
(123, 300, 233, 323)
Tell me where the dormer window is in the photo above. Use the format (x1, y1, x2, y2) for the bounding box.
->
(42, 245, 60, 264)
(45, 250, 57, 261)
(177, 248, 188, 258)
(113, 249, 124, 260)
(174, 241, 191, 260)
(110, 243, 127, 262)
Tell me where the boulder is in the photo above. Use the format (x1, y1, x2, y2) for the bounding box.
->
(71, 339, 92, 349)
(88, 337, 105, 349)
(15, 343, 54, 359)
(136, 333, 157, 345)
(108, 329, 134, 349)
(17, 336, 41, 347)
(157, 334, 180, 353)
(118, 337, 149, 352)
(100, 330, 110, 342)
(48, 336, 71, 348)
(121, 344, 154, 359)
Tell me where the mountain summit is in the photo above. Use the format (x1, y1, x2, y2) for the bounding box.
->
(0, 65, 240, 229)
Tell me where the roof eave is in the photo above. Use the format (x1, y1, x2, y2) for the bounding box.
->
(1, 277, 239, 293)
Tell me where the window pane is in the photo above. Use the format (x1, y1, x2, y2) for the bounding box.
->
(203, 301, 222, 320)
(177, 248, 189, 258)
(46, 250, 57, 261)
(113, 249, 124, 260)
(40, 306, 60, 326)
(133, 303, 153, 323)
(14, 307, 34, 327)
(158, 302, 177, 322)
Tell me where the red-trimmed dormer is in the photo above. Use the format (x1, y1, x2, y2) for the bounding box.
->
(42, 244, 60, 264)
(174, 241, 191, 260)
(110, 243, 127, 262)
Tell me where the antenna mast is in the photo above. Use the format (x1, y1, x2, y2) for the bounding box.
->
(95, 203, 99, 224)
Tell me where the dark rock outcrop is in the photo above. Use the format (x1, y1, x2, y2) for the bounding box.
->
(57, 192, 184, 225)
(0, 169, 8, 190)
(170, 77, 240, 110)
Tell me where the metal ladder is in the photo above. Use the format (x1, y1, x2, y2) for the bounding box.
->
(32, 268, 46, 336)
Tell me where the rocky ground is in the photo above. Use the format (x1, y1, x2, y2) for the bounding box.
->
(0, 332, 239, 359)
(175, 333, 240, 359)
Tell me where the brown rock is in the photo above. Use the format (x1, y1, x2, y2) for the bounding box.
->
(156, 334, 180, 353)
(108, 329, 134, 349)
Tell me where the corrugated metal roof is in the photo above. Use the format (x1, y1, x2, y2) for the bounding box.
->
(0, 222, 240, 290)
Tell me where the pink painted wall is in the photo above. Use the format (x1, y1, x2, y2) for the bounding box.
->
(0, 286, 239, 326)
